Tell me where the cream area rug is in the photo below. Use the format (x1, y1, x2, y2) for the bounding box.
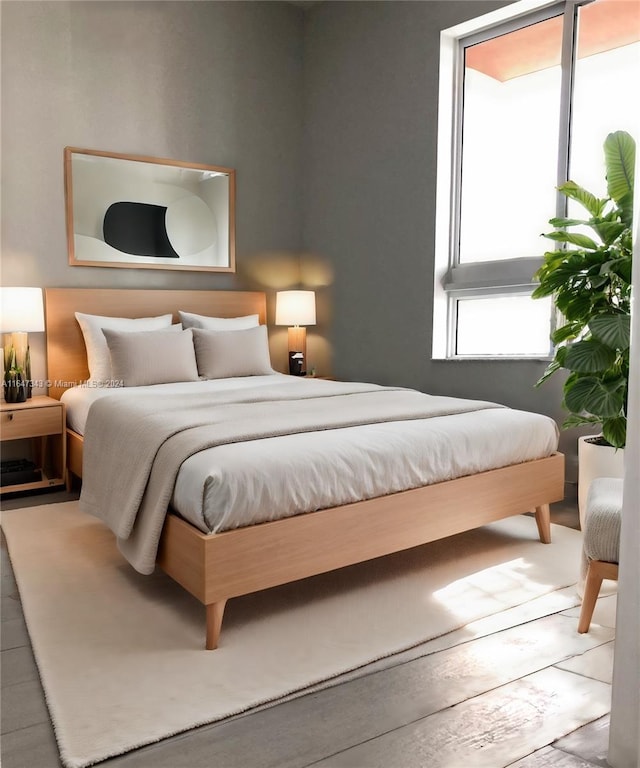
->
(2, 502, 583, 768)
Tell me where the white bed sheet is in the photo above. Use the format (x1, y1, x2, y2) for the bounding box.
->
(62, 376, 559, 534)
(61, 373, 297, 434)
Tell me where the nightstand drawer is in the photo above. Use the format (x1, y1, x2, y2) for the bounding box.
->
(1, 405, 63, 440)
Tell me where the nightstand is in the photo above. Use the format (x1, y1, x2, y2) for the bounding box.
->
(1, 396, 67, 494)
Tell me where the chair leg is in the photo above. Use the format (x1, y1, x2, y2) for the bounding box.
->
(578, 562, 602, 633)
(577, 560, 619, 633)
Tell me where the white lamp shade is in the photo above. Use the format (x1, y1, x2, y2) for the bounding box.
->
(0, 287, 45, 332)
(275, 290, 316, 326)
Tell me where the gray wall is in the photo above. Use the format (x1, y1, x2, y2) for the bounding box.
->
(1, 0, 306, 374)
(302, 0, 576, 479)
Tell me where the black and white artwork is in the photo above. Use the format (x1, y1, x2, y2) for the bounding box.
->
(65, 148, 236, 272)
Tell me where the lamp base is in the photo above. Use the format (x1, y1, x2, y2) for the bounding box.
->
(288, 326, 307, 376)
(289, 351, 305, 376)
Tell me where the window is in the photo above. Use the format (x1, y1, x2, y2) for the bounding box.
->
(433, 0, 640, 359)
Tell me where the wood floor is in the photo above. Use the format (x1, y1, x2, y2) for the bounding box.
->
(1, 488, 616, 768)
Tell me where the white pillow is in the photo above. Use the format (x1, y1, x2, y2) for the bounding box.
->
(178, 310, 259, 331)
(192, 326, 273, 379)
(75, 312, 173, 383)
(103, 328, 199, 387)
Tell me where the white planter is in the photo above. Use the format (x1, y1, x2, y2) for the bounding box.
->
(578, 435, 625, 530)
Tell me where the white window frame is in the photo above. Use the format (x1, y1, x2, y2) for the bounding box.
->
(432, 0, 588, 360)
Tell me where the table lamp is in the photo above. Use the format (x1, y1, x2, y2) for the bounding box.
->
(1, 287, 45, 401)
(275, 290, 316, 376)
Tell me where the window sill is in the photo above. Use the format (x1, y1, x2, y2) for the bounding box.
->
(432, 356, 553, 362)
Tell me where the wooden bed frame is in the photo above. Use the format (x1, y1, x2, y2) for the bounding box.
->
(45, 288, 565, 650)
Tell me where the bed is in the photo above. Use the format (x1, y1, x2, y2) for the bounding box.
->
(45, 287, 565, 650)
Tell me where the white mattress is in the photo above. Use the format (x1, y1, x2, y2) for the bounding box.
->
(62, 376, 559, 534)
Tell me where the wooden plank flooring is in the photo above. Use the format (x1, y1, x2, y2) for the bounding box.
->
(1, 490, 616, 768)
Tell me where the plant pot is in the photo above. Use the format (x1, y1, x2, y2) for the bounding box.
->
(4, 369, 28, 403)
(578, 435, 625, 530)
(4, 379, 27, 403)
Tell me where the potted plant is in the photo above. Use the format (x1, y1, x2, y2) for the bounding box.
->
(532, 130, 635, 527)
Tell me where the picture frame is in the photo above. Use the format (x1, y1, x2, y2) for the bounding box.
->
(64, 147, 236, 273)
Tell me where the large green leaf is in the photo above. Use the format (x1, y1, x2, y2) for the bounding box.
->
(610, 259, 632, 284)
(604, 131, 635, 204)
(532, 284, 551, 299)
(557, 294, 593, 323)
(540, 273, 582, 296)
(564, 339, 617, 372)
(589, 313, 631, 350)
(543, 247, 573, 258)
(558, 181, 604, 217)
(588, 276, 608, 289)
(532, 283, 552, 299)
(564, 375, 625, 417)
(551, 321, 583, 344)
(616, 191, 634, 228)
(595, 221, 626, 245)
(535, 346, 568, 387)
(543, 231, 599, 250)
(602, 416, 626, 449)
(548, 217, 589, 228)
(535, 359, 562, 388)
(561, 413, 601, 430)
(534, 262, 592, 296)
(598, 260, 616, 275)
(543, 249, 575, 262)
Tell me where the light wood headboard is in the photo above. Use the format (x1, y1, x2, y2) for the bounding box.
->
(44, 288, 267, 400)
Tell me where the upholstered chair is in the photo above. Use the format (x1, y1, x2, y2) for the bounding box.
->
(578, 477, 622, 633)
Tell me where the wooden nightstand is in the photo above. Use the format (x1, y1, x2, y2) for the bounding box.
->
(1, 396, 67, 494)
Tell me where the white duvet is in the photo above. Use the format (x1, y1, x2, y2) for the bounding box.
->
(62, 375, 559, 534)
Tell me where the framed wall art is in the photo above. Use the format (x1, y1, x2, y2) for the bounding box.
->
(64, 147, 236, 273)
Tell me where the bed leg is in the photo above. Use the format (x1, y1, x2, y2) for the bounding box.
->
(205, 600, 227, 650)
(534, 504, 551, 544)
